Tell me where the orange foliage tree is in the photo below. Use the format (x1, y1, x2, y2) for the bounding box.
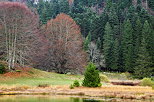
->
(38, 13, 87, 74)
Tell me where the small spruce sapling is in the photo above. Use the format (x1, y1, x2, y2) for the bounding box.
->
(82, 62, 102, 87)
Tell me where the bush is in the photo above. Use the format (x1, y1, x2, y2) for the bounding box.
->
(0, 64, 5, 74)
(98, 83, 102, 87)
(73, 80, 80, 87)
(82, 62, 101, 87)
(152, 85, 154, 90)
(140, 78, 153, 86)
(69, 84, 74, 89)
(16, 70, 21, 72)
(100, 74, 110, 83)
(151, 77, 154, 81)
(38, 84, 50, 88)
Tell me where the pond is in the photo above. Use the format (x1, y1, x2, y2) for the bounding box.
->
(0, 95, 153, 102)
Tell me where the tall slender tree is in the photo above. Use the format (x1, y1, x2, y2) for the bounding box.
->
(142, 20, 154, 67)
(121, 19, 134, 72)
(134, 38, 153, 78)
(103, 22, 113, 70)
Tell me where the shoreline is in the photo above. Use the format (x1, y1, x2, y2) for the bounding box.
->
(0, 85, 154, 100)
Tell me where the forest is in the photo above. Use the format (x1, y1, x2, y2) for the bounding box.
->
(0, 0, 154, 101)
(0, 0, 154, 79)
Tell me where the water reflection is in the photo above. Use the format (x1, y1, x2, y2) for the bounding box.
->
(83, 99, 101, 102)
(71, 97, 101, 102)
(0, 95, 153, 102)
(0, 95, 102, 102)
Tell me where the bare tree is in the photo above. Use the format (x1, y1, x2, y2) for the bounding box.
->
(37, 13, 87, 74)
(0, 2, 39, 70)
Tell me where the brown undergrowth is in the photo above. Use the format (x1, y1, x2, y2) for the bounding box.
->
(0, 85, 153, 100)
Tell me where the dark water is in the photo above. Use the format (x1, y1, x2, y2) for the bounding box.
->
(0, 95, 153, 102)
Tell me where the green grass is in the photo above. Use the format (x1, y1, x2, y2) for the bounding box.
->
(0, 68, 135, 86)
(101, 72, 132, 80)
(0, 68, 83, 86)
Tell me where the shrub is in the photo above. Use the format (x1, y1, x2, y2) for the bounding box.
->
(151, 77, 154, 81)
(16, 70, 21, 72)
(28, 70, 34, 74)
(140, 78, 153, 86)
(38, 84, 50, 88)
(98, 83, 102, 87)
(100, 74, 110, 83)
(69, 84, 74, 89)
(73, 80, 80, 87)
(0, 64, 5, 74)
(82, 62, 101, 87)
(152, 85, 154, 90)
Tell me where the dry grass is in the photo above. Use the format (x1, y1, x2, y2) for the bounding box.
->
(0, 84, 31, 91)
(0, 85, 153, 99)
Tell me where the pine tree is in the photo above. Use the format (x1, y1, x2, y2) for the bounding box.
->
(134, 38, 153, 78)
(142, 20, 154, 68)
(83, 32, 91, 51)
(111, 38, 119, 71)
(121, 19, 134, 72)
(134, 18, 142, 67)
(103, 22, 113, 70)
(59, 0, 70, 14)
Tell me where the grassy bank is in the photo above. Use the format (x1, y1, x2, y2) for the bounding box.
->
(0, 68, 83, 86)
(0, 68, 132, 86)
(0, 68, 154, 100)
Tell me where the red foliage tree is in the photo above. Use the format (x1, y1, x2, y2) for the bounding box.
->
(38, 13, 87, 74)
(0, 2, 40, 69)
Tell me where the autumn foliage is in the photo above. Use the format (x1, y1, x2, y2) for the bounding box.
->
(0, 2, 40, 69)
(0, 2, 86, 74)
(37, 13, 87, 74)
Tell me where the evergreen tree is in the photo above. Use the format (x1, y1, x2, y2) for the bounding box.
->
(111, 38, 119, 71)
(134, 38, 153, 78)
(148, 0, 154, 10)
(83, 32, 91, 51)
(121, 19, 134, 72)
(103, 22, 113, 70)
(137, 0, 141, 5)
(127, 5, 138, 28)
(142, 20, 154, 67)
(59, 0, 70, 14)
(82, 62, 101, 87)
(91, 13, 108, 41)
(108, 6, 119, 28)
(41, 6, 48, 24)
(134, 18, 142, 65)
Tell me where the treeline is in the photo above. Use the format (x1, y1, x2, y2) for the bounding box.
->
(27, 0, 154, 78)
